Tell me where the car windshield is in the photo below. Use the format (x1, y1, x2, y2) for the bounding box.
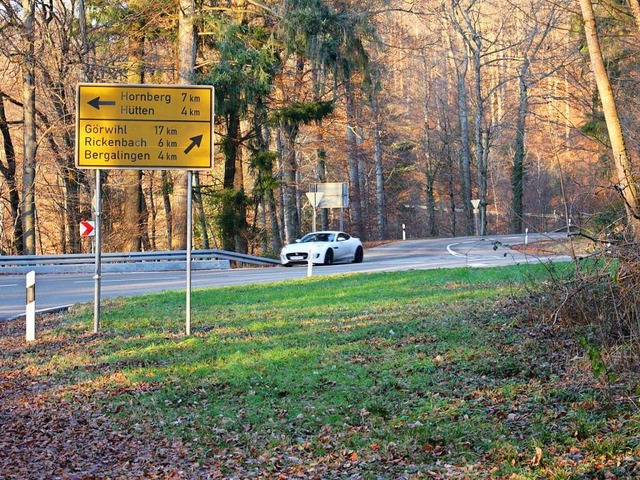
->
(300, 233, 335, 243)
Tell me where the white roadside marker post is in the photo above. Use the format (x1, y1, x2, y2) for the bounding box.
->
(307, 246, 314, 278)
(26, 271, 36, 342)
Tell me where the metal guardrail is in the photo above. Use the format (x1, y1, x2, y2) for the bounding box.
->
(0, 249, 281, 274)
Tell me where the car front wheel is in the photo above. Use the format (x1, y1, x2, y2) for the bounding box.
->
(324, 249, 334, 265)
(352, 246, 364, 263)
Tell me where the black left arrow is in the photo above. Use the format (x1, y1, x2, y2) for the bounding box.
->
(184, 134, 203, 154)
(88, 97, 116, 110)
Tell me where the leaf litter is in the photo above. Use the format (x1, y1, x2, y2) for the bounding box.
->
(1, 294, 639, 479)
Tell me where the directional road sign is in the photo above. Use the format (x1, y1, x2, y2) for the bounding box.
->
(75, 83, 214, 170)
(305, 191, 324, 207)
(80, 220, 95, 237)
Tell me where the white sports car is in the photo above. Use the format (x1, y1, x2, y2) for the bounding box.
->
(280, 231, 364, 266)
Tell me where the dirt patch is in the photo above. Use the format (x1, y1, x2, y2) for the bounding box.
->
(511, 236, 599, 256)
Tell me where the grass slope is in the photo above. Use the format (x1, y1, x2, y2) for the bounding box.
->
(1, 264, 638, 479)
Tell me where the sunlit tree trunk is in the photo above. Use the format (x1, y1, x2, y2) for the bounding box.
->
(123, 21, 146, 252)
(21, 0, 36, 255)
(628, 0, 640, 31)
(579, 0, 640, 237)
(281, 122, 300, 243)
(172, 0, 197, 249)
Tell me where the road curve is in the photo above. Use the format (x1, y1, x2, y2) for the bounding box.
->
(0, 233, 568, 320)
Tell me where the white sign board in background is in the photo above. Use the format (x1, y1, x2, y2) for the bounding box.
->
(309, 182, 349, 208)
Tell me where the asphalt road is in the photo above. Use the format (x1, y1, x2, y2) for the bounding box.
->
(0, 233, 568, 320)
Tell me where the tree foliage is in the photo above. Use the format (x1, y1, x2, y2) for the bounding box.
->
(0, 0, 639, 254)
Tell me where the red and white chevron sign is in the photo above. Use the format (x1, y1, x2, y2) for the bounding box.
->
(79, 220, 95, 237)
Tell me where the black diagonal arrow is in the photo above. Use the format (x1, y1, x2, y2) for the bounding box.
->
(88, 97, 116, 110)
(184, 134, 203, 155)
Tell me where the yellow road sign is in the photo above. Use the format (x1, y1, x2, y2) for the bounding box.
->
(76, 84, 214, 170)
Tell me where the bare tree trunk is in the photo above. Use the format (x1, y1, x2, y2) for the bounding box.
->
(193, 172, 210, 249)
(355, 108, 367, 239)
(123, 170, 144, 251)
(463, 14, 487, 235)
(579, 0, 640, 236)
(317, 150, 329, 231)
(21, 0, 36, 255)
(447, 145, 457, 236)
(373, 118, 386, 240)
(508, 7, 556, 234)
(281, 123, 300, 243)
(268, 189, 280, 253)
(255, 102, 280, 252)
(511, 70, 528, 233)
(443, 8, 474, 236)
(423, 110, 438, 237)
(456, 55, 474, 236)
(162, 171, 173, 246)
(276, 130, 286, 244)
(345, 76, 363, 238)
(234, 144, 247, 253)
(172, 0, 197, 250)
(628, 0, 640, 31)
(123, 28, 145, 252)
(473, 65, 487, 236)
(78, 0, 91, 81)
(0, 94, 23, 254)
(148, 172, 157, 250)
(40, 4, 83, 253)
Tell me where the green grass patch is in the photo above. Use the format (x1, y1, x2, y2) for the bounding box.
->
(2, 263, 638, 478)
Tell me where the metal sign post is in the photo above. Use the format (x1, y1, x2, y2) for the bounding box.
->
(186, 171, 193, 336)
(309, 182, 347, 231)
(93, 170, 102, 333)
(471, 199, 481, 236)
(305, 191, 324, 232)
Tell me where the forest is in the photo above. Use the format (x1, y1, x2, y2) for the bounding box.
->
(1, 0, 639, 257)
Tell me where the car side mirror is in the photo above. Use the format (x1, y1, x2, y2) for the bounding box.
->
(295, 239, 301, 243)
